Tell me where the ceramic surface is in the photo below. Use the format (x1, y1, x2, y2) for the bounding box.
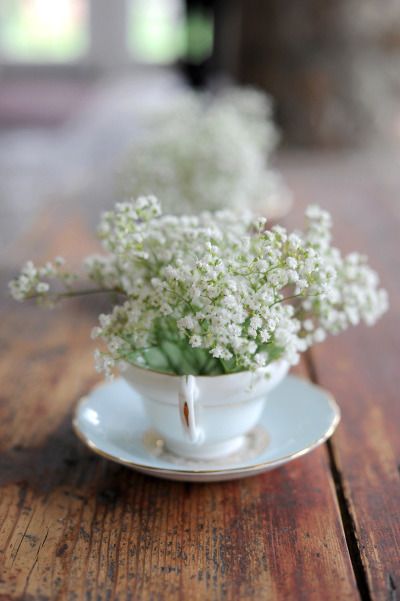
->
(123, 360, 289, 460)
(73, 375, 340, 482)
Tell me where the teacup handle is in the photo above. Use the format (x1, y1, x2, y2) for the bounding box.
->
(179, 375, 203, 444)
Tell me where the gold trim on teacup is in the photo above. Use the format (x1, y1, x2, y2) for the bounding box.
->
(72, 375, 341, 478)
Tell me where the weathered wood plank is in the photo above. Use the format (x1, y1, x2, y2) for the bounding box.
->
(0, 211, 358, 600)
(282, 152, 400, 601)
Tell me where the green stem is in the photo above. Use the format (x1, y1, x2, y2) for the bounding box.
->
(269, 292, 321, 309)
(28, 287, 126, 301)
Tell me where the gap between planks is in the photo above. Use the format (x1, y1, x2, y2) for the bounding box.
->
(304, 350, 373, 601)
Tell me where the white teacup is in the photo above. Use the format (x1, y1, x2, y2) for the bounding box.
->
(124, 360, 289, 460)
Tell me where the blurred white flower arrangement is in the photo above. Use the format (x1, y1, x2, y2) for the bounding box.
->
(118, 88, 292, 217)
(10, 197, 388, 378)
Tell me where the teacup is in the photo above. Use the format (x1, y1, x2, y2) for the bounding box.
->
(124, 360, 289, 460)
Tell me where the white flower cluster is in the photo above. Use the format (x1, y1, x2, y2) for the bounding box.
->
(8, 256, 75, 303)
(119, 88, 291, 217)
(9, 197, 388, 378)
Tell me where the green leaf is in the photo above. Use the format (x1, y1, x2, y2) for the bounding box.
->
(142, 347, 174, 373)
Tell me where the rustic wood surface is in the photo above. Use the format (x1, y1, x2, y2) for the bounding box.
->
(0, 152, 399, 600)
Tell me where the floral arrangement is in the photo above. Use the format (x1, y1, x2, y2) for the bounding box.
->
(118, 88, 291, 217)
(9, 197, 388, 378)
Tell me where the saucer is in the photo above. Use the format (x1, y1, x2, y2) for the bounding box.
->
(73, 375, 340, 482)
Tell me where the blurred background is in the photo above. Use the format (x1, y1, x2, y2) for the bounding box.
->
(1, 0, 400, 249)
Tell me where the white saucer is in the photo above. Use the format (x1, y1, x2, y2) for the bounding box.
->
(73, 375, 340, 482)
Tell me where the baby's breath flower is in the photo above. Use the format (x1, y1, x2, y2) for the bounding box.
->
(9, 257, 75, 302)
(9, 196, 388, 377)
(36, 282, 50, 294)
(118, 88, 291, 216)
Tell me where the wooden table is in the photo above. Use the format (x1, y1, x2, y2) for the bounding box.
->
(0, 152, 399, 600)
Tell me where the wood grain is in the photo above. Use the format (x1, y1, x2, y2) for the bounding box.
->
(282, 152, 400, 601)
(0, 211, 359, 600)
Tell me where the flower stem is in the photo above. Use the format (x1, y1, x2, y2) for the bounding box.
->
(28, 288, 126, 301)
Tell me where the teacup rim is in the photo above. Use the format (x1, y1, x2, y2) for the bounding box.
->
(123, 358, 288, 380)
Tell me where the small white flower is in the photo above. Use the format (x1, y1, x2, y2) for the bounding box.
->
(314, 328, 326, 343)
(36, 282, 50, 294)
(303, 319, 314, 332)
(250, 316, 262, 330)
(190, 335, 202, 348)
